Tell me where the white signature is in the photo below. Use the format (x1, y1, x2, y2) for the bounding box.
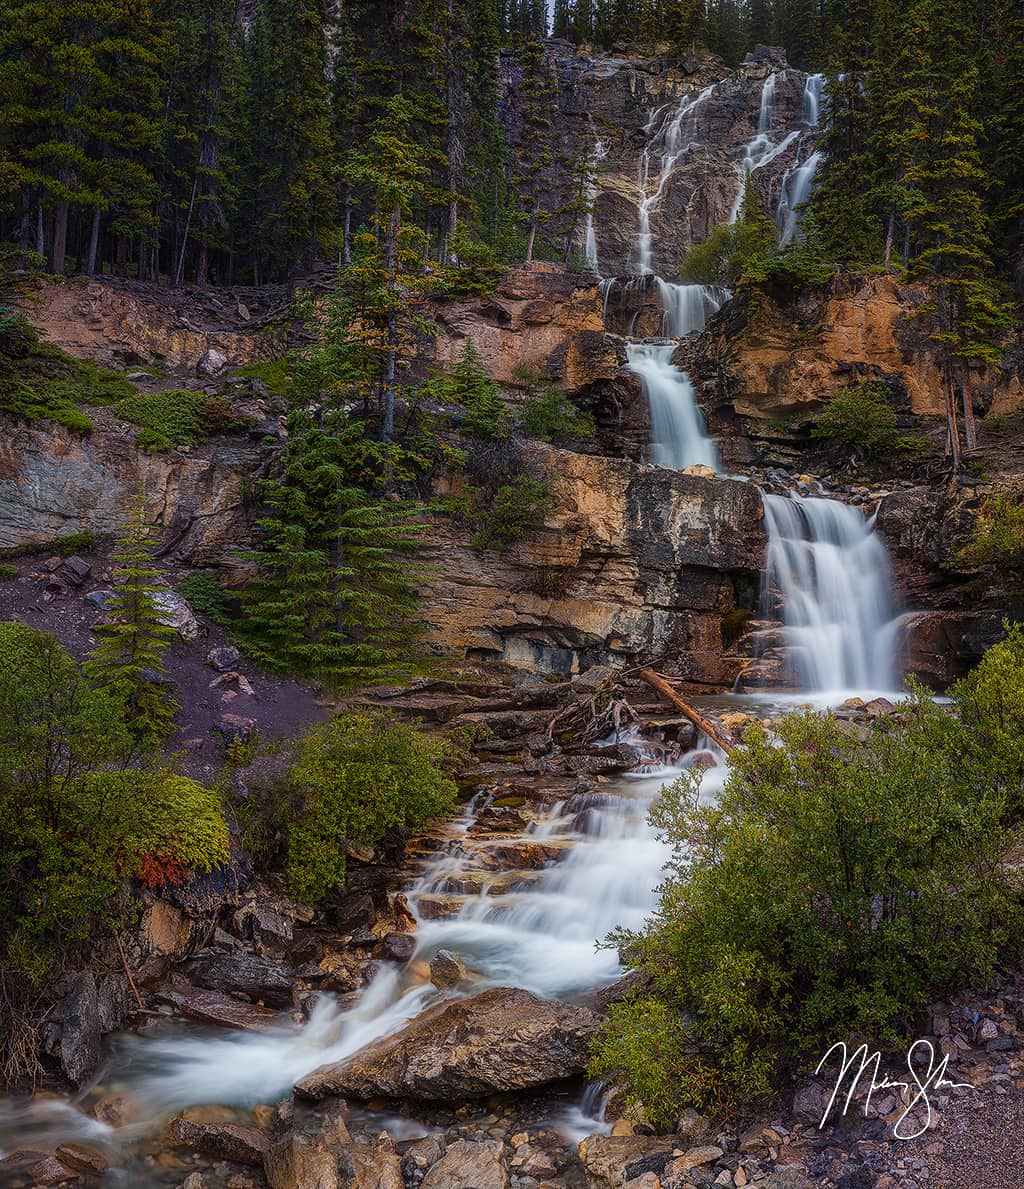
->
(815, 1040, 974, 1140)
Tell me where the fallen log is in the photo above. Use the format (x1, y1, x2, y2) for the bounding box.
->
(637, 669, 734, 754)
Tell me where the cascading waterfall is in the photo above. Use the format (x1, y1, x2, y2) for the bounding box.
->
(582, 139, 607, 273)
(776, 150, 822, 245)
(625, 342, 720, 471)
(655, 278, 730, 337)
(803, 72, 825, 127)
(728, 70, 801, 222)
(761, 492, 903, 696)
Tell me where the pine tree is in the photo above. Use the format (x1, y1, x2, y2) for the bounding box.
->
(238, 410, 422, 687)
(85, 500, 178, 744)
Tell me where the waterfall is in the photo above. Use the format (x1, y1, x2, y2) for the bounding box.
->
(728, 71, 801, 223)
(803, 73, 825, 127)
(761, 492, 902, 695)
(626, 342, 719, 471)
(758, 71, 777, 133)
(636, 84, 717, 275)
(655, 279, 730, 337)
(776, 150, 822, 245)
(583, 139, 607, 273)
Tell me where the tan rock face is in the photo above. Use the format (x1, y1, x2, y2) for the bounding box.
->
(418, 444, 765, 687)
(696, 274, 1021, 421)
(17, 276, 274, 372)
(425, 263, 618, 395)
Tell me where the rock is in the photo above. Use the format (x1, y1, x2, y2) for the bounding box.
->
(578, 1136, 681, 1189)
(421, 1140, 508, 1189)
(763, 1167, 811, 1189)
(161, 847, 254, 916)
(86, 588, 117, 609)
(179, 1175, 207, 1189)
(376, 932, 416, 962)
(340, 1137, 406, 1189)
(57, 555, 91, 586)
(155, 985, 287, 1031)
(791, 1082, 825, 1125)
(669, 1145, 724, 1172)
(213, 714, 258, 744)
(96, 972, 129, 1033)
(208, 644, 241, 671)
(681, 464, 716, 478)
(27, 1155, 80, 1184)
(295, 986, 603, 1101)
(148, 588, 201, 641)
(429, 949, 470, 989)
(54, 1144, 109, 1175)
(674, 1109, 711, 1145)
(59, 972, 101, 1086)
(336, 893, 377, 933)
(168, 1113, 268, 1165)
(197, 347, 229, 377)
(863, 697, 896, 717)
(403, 1137, 443, 1181)
(186, 953, 293, 1007)
(264, 1133, 339, 1189)
(232, 899, 294, 954)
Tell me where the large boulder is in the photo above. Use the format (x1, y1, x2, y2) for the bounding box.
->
(59, 972, 101, 1086)
(295, 986, 603, 1102)
(420, 1140, 508, 1189)
(185, 953, 293, 1007)
(168, 1112, 268, 1165)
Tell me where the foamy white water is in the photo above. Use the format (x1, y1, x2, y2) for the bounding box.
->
(655, 279, 730, 337)
(762, 492, 904, 697)
(626, 341, 719, 471)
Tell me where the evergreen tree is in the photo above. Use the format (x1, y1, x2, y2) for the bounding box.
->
(85, 500, 178, 744)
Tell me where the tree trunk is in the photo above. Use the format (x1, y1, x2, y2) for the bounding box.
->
(883, 211, 895, 265)
(50, 201, 69, 275)
(525, 210, 538, 263)
(638, 669, 734, 754)
(382, 313, 397, 443)
(195, 240, 209, 286)
(342, 187, 352, 267)
(18, 188, 32, 252)
(943, 363, 961, 470)
(35, 205, 45, 257)
(115, 235, 129, 278)
(86, 208, 101, 275)
(961, 383, 977, 452)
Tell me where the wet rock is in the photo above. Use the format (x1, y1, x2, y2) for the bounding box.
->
(160, 847, 254, 917)
(421, 1139, 508, 1189)
(54, 1144, 109, 1175)
(168, 1112, 268, 1165)
(232, 898, 294, 954)
(212, 713, 257, 745)
(335, 893, 376, 933)
(208, 644, 241, 671)
(429, 949, 470, 989)
(186, 953, 293, 1007)
(27, 1155, 80, 1184)
(792, 1082, 826, 1126)
(403, 1137, 444, 1183)
(340, 1135, 405, 1189)
(59, 972, 101, 1086)
(295, 986, 603, 1101)
(263, 1131, 338, 1189)
(155, 985, 287, 1031)
(96, 972, 129, 1033)
(376, 932, 416, 962)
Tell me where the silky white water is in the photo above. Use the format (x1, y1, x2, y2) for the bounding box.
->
(776, 149, 822, 245)
(761, 492, 903, 697)
(625, 341, 719, 471)
(803, 73, 825, 127)
(655, 279, 730, 337)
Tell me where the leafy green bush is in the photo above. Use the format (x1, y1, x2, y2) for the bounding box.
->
(957, 492, 1024, 571)
(0, 622, 228, 969)
(811, 382, 926, 456)
(115, 388, 246, 451)
(474, 473, 552, 551)
(590, 691, 1023, 1124)
(0, 563, 17, 582)
(283, 711, 459, 901)
(518, 381, 595, 444)
(0, 530, 98, 560)
(680, 176, 778, 287)
(454, 439, 554, 552)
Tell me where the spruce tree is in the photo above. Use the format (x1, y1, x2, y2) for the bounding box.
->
(85, 500, 179, 744)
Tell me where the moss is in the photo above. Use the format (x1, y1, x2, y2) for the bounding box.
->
(721, 608, 752, 646)
(115, 389, 247, 451)
(0, 563, 18, 581)
(0, 530, 98, 560)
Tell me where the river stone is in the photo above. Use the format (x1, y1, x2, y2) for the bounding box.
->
(420, 1140, 508, 1189)
(169, 1112, 268, 1165)
(340, 1138, 405, 1189)
(295, 986, 603, 1101)
(156, 985, 287, 1031)
(578, 1136, 682, 1189)
(185, 952, 293, 1007)
(429, 949, 469, 989)
(59, 971, 101, 1086)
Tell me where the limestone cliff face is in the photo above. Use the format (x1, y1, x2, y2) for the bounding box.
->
(416, 444, 765, 688)
(691, 273, 1024, 433)
(0, 411, 264, 567)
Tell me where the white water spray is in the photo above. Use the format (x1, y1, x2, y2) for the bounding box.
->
(761, 492, 903, 696)
(626, 342, 719, 471)
(803, 73, 825, 127)
(655, 279, 730, 337)
(776, 150, 822, 245)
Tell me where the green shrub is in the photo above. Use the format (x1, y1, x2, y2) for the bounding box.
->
(957, 492, 1024, 571)
(811, 382, 925, 456)
(518, 383, 595, 444)
(590, 692, 1023, 1123)
(421, 341, 510, 440)
(284, 710, 460, 901)
(234, 356, 294, 397)
(0, 530, 98, 560)
(0, 563, 17, 581)
(178, 570, 235, 628)
(474, 472, 552, 551)
(115, 388, 246, 451)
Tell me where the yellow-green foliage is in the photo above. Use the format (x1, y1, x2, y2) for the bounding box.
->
(115, 388, 246, 451)
(958, 492, 1024, 571)
(284, 710, 459, 901)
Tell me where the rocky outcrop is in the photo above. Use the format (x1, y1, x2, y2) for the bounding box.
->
(295, 986, 603, 1102)
(0, 410, 263, 563)
(420, 444, 766, 686)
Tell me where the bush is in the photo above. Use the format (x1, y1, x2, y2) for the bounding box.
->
(0, 563, 17, 581)
(518, 378, 595, 444)
(590, 692, 1023, 1124)
(115, 388, 246, 451)
(178, 570, 235, 628)
(421, 341, 510, 440)
(957, 492, 1024, 572)
(474, 472, 552, 551)
(283, 711, 460, 901)
(811, 382, 926, 456)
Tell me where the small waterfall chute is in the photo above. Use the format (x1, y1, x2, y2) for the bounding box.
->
(655, 279, 730, 337)
(626, 342, 719, 471)
(761, 492, 903, 696)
